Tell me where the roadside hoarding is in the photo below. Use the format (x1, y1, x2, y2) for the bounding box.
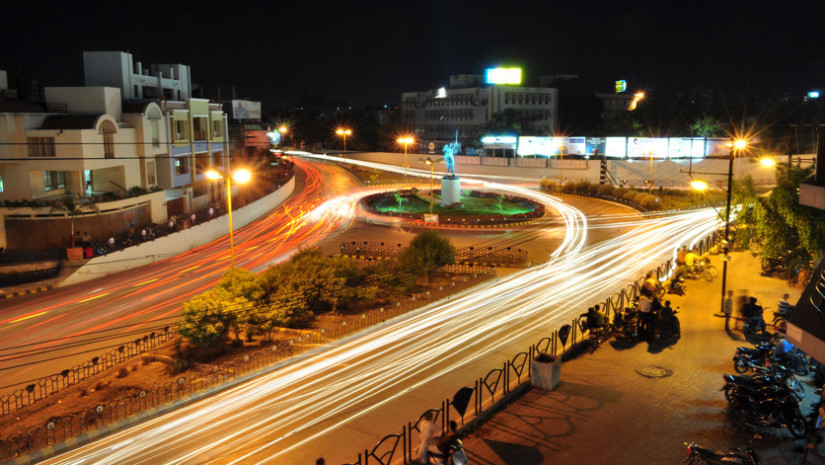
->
(627, 137, 668, 158)
(231, 100, 261, 121)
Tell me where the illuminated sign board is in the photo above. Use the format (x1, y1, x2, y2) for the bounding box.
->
(809, 91, 820, 99)
(628, 138, 668, 158)
(615, 80, 627, 93)
(517, 137, 585, 156)
(485, 68, 522, 85)
(232, 100, 261, 121)
(518, 136, 731, 158)
(481, 136, 517, 144)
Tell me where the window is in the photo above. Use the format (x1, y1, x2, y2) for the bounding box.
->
(212, 120, 222, 139)
(43, 171, 66, 191)
(212, 151, 223, 168)
(175, 157, 189, 175)
(175, 120, 187, 141)
(193, 117, 207, 140)
(0, 175, 4, 193)
(147, 161, 156, 185)
(151, 120, 160, 147)
(103, 134, 114, 158)
(28, 137, 56, 157)
(195, 153, 209, 173)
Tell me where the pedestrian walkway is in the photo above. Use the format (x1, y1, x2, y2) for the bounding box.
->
(461, 251, 822, 465)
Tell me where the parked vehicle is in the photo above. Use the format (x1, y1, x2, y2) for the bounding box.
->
(726, 391, 807, 439)
(684, 442, 759, 464)
(733, 342, 773, 374)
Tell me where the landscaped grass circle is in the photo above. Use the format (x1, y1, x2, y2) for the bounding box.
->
(361, 189, 544, 223)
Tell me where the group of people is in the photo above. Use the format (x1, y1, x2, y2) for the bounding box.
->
(673, 245, 702, 282)
(415, 412, 464, 464)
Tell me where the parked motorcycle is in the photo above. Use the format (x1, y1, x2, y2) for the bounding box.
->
(733, 342, 773, 374)
(684, 442, 759, 464)
(725, 387, 807, 438)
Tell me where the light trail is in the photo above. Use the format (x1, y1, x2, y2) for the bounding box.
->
(41, 163, 723, 464)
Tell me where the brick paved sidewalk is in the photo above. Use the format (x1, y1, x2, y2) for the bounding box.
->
(461, 251, 824, 465)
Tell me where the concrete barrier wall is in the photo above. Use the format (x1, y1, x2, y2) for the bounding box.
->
(341, 152, 780, 187)
(62, 177, 296, 286)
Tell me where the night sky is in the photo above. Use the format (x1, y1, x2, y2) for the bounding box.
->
(2, 0, 823, 107)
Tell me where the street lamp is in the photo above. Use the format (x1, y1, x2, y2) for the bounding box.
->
(206, 167, 252, 297)
(558, 145, 565, 184)
(397, 136, 414, 176)
(719, 138, 747, 314)
(278, 125, 288, 147)
(424, 157, 435, 213)
(335, 128, 352, 152)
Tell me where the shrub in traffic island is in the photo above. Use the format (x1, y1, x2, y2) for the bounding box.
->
(178, 287, 245, 360)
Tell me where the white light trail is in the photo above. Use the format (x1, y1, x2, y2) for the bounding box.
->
(42, 155, 723, 465)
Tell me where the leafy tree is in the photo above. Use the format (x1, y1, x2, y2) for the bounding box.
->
(398, 230, 455, 282)
(733, 164, 825, 277)
(51, 194, 99, 247)
(216, 268, 266, 339)
(260, 248, 373, 323)
(179, 287, 246, 356)
(690, 115, 724, 137)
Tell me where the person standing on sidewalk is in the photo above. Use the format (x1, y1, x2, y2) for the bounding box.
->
(416, 411, 439, 463)
(723, 290, 734, 332)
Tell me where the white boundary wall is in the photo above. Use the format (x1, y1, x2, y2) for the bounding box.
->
(62, 177, 295, 286)
(341, 152, 789, 187)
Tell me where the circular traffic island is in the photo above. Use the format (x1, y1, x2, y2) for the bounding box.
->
(360, 189, 545, 226)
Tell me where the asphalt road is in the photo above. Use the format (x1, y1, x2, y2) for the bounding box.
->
(35, 163, 723, 464)
(0, 159, 355, 396)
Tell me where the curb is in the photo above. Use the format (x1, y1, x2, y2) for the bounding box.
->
(0, 285, 53, 299)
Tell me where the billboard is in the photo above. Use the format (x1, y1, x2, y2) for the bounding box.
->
(231, 100, 261, 121)
(615, 80, 627, 93)
(517, 136, 585, 156)
(628, 137, 668, 158)
(668, 138, 706, 158)
(516, 136, 735, 158)
(485, 68, 522, 85)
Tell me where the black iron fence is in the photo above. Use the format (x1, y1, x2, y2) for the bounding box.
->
(344, 232, 722, 465)
(0, 270, 495, 462)
(340, 241, 530, 267)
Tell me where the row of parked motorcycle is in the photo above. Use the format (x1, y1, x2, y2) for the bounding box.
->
(685, 336, 820, 464)
(84, 223, 160, 256)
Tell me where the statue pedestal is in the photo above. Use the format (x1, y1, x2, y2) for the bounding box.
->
(440, 175, 461, 206)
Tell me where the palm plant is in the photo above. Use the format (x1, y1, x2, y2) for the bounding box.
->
(51, 194, 99, 247)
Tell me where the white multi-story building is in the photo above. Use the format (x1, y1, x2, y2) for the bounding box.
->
(83, 51, 192, 101)
(401, 74, 558, 144)
(83, 51, 229, 214)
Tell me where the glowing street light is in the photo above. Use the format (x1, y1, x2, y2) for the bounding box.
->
(424, 157, 435, 214)
(690, 180, 708, 191)
(718, 138, 748, 314)
(397, 136, 414, 176)
(760, 157, 776, 167)
(628, 91, 645, 111)
(206, 167, 252, 296)
(335, 128, 352, 152)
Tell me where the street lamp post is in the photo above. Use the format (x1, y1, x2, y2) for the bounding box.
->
(424, 157, 434, 214)
(335, 128, 352, 152)
(719, 139, 747, 313)
(206, 167, 251, 297)
(558, 145, 565, 184)
(278, 125, 288, 148)
(397, 136, 414, 177)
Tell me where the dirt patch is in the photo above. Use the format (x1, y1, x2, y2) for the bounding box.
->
(0, 273, 487, 440)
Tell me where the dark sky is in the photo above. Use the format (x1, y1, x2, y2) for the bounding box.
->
(2, 0, 823, 107)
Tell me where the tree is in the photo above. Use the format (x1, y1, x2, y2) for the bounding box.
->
(398, 230, 456, 282)
(51, 194, 99, 247)
(733, 164, 825, 278)
(179, 287, 246, 356)
(690, 115, 723, 137)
